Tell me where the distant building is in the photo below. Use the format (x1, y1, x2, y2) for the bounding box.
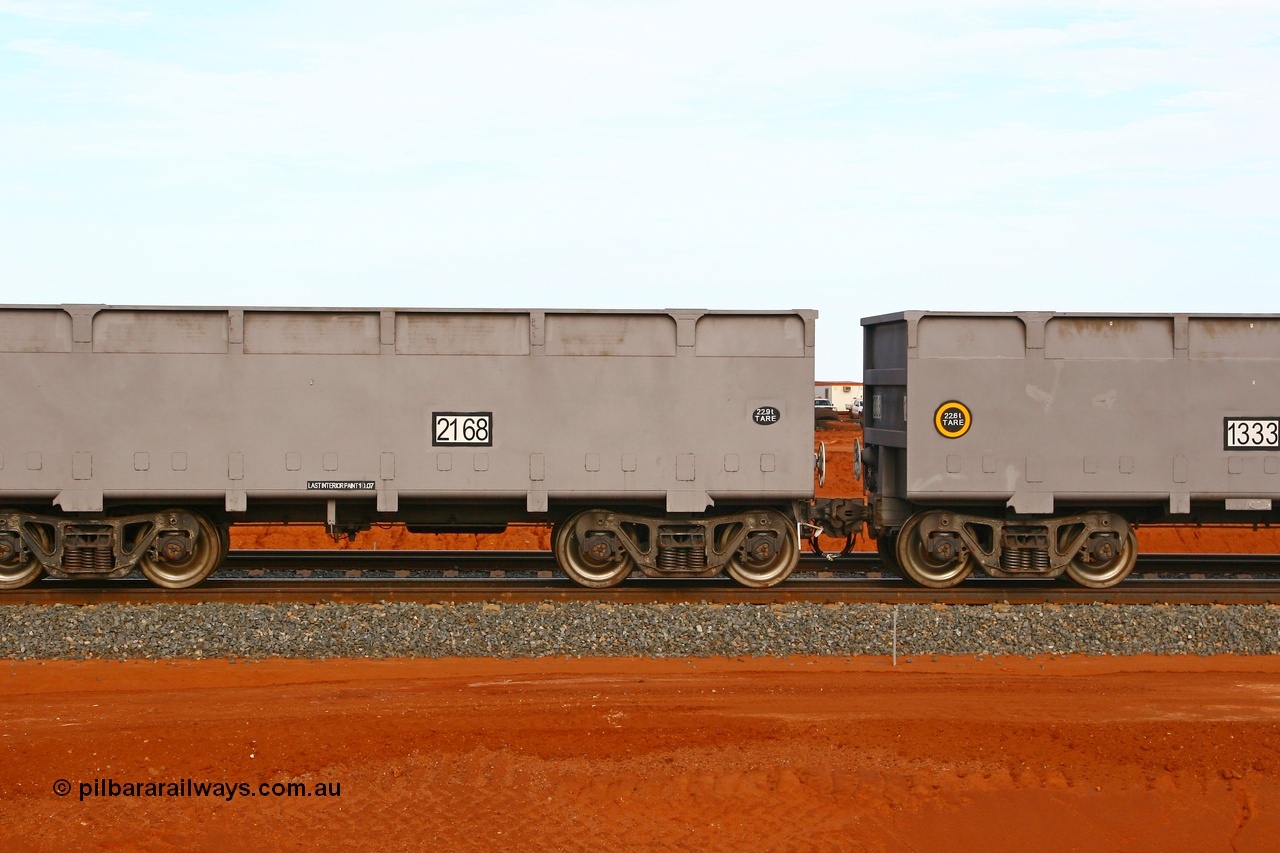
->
(815, 381, 863, 413)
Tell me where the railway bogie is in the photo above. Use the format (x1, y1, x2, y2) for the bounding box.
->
(552, 506, 801, 587)
(0, 507, 226, 589)
(890, 508, 1137, 588)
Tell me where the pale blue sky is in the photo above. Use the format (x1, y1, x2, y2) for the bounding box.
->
(2, 1, 1277, 375)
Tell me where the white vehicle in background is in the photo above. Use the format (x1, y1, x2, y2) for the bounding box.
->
(814, 398, 839, 422)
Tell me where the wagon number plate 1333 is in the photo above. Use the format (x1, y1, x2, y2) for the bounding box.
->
(433, 412, 493, 447)
(1224, 417, 1280, 450)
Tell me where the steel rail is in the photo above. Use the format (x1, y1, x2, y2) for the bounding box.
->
(7, 575, 1280, 606)
(216, 549, 1280, 574)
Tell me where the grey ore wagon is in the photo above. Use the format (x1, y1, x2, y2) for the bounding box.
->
(862, 311, 1280, 588)
(860, 311, 1280, 584)
(0, 306, 818, 590)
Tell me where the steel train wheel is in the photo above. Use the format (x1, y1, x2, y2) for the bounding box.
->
(138, 511, 223, 589)
(724, 509, 799, 588)
(895, 512, 974, 589)
(875, 534, 901, 573)
(0, 553, 42, 589)
(217, 524, 231, 564)
(1065, 529, 1138, 589)
(0, 521, 48, 590)
(553, 510, 635, 588)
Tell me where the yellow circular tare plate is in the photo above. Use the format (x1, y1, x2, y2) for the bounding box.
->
(934, 401, 971, 438)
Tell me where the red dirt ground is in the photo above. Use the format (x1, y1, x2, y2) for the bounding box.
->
(229, 422, 1280, 555)
(2, 655, 1279, 851)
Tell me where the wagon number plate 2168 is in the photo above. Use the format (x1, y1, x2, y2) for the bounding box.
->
(433, 412, 493, 447)
(1224, 418, 1280, 450)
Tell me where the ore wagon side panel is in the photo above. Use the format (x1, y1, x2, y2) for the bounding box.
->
(866, 311, 1280, 523)
(0, 306, 816, 520)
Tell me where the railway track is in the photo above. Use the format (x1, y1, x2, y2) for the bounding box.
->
(217, 549, 1280, 575)
(4, 551, 1280, 605)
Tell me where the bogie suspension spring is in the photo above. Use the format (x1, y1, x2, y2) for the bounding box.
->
(1001, 547, 1049, 573)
